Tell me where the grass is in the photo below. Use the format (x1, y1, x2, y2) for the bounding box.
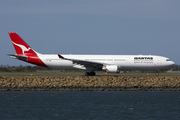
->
(1, 72, 180, 77)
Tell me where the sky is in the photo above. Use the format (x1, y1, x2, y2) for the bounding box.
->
(0, 0, 180, 66)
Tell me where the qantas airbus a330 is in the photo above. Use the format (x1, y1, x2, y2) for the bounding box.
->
(7, 32, 174, 76)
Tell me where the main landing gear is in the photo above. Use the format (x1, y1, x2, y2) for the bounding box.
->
(85, 71, 96, 76)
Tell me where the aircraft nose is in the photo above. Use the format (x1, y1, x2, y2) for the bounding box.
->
(171, 61, 175, 66)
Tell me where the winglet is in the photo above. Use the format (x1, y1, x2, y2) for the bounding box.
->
(58, 54, 64, 59)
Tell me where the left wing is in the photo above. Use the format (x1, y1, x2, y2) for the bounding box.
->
(58, 54, 103, 70)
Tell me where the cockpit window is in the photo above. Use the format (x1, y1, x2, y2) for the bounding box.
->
(166, 59, 171, 61)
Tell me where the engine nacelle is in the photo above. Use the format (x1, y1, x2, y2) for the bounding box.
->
(105, 65, 119, 73)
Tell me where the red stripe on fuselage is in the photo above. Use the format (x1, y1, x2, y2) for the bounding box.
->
(27, 56, 48, 68)
(18, 54, 48, 68)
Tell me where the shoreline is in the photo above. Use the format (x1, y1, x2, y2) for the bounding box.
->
(1, 76, 180, 91)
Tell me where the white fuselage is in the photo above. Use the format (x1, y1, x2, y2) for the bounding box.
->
(38, 54, 174, 71)
(8, 33, 175, 75)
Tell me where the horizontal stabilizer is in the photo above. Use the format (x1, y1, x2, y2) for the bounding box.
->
(7, 54, 27, 61)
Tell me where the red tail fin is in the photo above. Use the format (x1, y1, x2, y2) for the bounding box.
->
(8, 32, 36, 56)
(8, 32, 48, 67)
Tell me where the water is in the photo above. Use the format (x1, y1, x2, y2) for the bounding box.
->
(0, 91, 180, 120)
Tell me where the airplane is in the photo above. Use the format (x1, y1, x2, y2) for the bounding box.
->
(7, 32, 175, 76)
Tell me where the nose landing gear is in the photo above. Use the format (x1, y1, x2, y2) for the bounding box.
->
(156, 70, 159, 76)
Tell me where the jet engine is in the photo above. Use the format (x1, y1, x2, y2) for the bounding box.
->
(105, 65, 119, 73)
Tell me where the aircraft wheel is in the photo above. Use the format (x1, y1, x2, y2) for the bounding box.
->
(90, 72, 96, 76)
(85, 72, 90, 76)
(85, 72, 96, 76)
(93, 72, 96, 76)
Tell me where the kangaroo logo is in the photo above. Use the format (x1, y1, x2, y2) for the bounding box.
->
(12, 41, 31, 55)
